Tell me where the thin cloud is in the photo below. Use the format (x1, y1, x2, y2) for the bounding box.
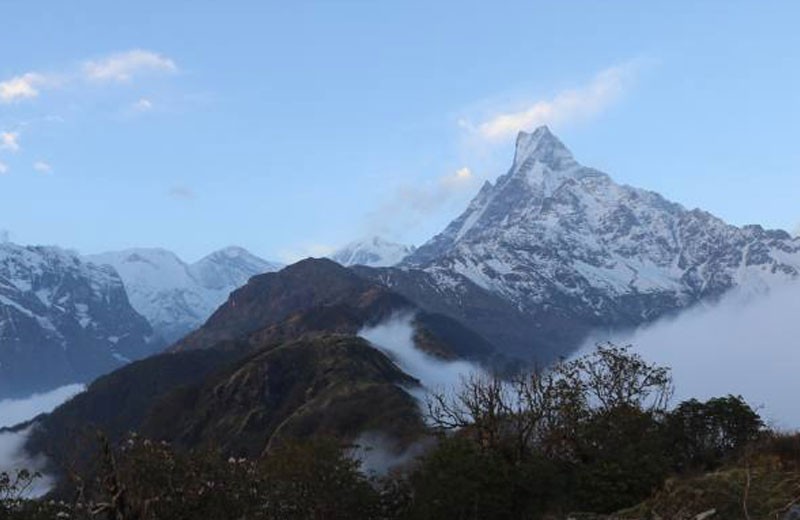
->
(33, 161, 52, 174)
(84, 50, 177, 83)
(465, 62, 639, 141)
(389, 167, 476, 215)
(1, 132, 20, 152)
(0, 162, 8, 175)
(366, 166, 478, 237)
(277, 243, 336, 264)
(132, 98, 154, 112)
(167, 185, 195, 200)
(0, 49, 176, 106)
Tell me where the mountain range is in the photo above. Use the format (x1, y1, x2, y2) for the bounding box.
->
(329, 237, 416, 267)
(87, 246, 281, 343)
(5, 126, 800, 488)
(0, 243, 154, 397)
(0, 244, 280, 398)
(18, 258, 491, 478)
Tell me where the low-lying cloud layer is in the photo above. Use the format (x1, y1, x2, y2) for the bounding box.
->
(0, 428, 53, 497)
(358, 315, 485, 473)
(0, 383, 85, 429)
(0, 384, 85, 497)
(582, 282, 800, 429)
(359, 314, 484, 401)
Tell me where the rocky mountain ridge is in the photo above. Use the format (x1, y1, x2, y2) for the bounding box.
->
(361, 126, 800, 361)
(329, 236, 416, 267)
(87, 246, 281, 343)
(0, 242, 155, 397)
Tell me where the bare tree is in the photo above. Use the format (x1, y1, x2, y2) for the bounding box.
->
(425, 343, 673, 462)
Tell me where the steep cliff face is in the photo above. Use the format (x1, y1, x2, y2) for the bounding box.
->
(0, 243, 155, 397)
(360, 126, 800, 361)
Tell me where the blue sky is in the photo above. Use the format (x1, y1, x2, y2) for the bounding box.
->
(1, 1, 799, 262)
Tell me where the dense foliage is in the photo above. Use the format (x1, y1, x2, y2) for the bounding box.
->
(0, 345, 781, 519)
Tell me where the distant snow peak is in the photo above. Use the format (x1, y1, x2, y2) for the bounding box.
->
(87, 246, 281, 343)
(215, 246, 247, 258)
(330, 237, 416, 267)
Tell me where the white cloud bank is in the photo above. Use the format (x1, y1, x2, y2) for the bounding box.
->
(464, 62, 639, 142)
(0, 384, 85, 497)
(0, 383, 85, 429)
(357, 314, 485, 474)
(359, 314, 484, 401)
(581, 282, 800, 429)
(0, 428, 53, 497)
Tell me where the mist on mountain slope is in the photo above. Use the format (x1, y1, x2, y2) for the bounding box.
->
(359, 314, 485, 402)
(0, 428, 53, 497)
(0, 384, 85, 429)
(357, 314, 485, 474)
(0, 384, 84, 497)
(581, 281, 800, 429)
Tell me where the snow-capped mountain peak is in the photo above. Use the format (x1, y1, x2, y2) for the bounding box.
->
(392, 126, 800, 359)
(513, 125, 576, 170)
(87, 246, 281, 343)
(0, 241, 154, 397)
(191, 246, 282, 291)
(329, 237, 416, 267)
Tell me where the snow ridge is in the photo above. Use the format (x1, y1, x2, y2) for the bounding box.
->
(404, 125, 800, 331)
(87, 247, 281, 342)
(0, 242, 154, 398)
(330, 237, 416, 267)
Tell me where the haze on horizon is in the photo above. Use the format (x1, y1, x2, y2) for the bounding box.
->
(1, 1, 799, 263)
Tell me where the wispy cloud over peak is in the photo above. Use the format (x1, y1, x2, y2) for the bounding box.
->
(365, 166, 480, 238)
(442, 166, 474, 188)
(84, 50, 177, 82)
(277, 243, 336, 264)
(464, 61, 640, 142)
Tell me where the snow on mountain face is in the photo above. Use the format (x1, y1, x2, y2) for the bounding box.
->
(87, 247, 281, 343)
(393, 126, 800, 358)
(191, 246, 282, 291)
(330, 237, 416, 267)
(0, 242, 154, 398)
